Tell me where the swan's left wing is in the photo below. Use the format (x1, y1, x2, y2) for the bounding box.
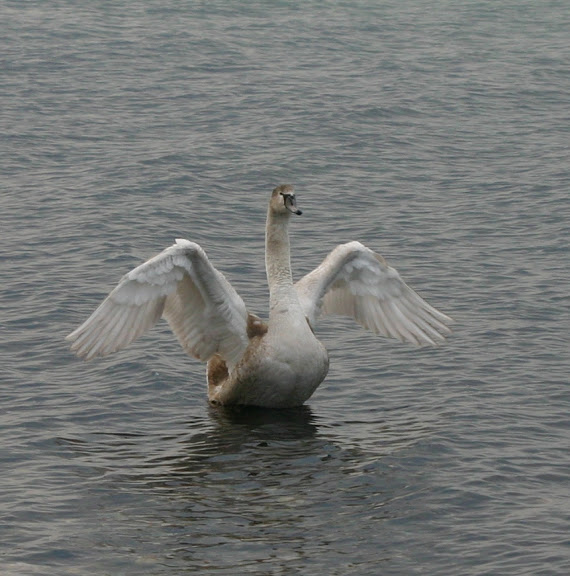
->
(66, 239, 249, 365)
(295, 241, 453, 346)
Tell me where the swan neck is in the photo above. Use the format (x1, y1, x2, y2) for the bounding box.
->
(265, 210, 293, 305)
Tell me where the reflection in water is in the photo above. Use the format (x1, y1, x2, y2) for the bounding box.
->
(66, 398, 433, 488)
(58, 402, 437, 573)
(207, 403, 319, 439)
(143, 407, 401, 572)
(165, 404, 326, 483)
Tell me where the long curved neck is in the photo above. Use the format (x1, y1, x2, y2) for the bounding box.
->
(265, 209, 294, 310)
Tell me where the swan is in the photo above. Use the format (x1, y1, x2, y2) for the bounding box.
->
(66, 185, 453, 408)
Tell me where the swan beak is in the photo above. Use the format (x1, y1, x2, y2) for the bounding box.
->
(285, 194, 302, 215)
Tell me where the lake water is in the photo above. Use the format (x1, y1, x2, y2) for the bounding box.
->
(2, 1, 569, 574)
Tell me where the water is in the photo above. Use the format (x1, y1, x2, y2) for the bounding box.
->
(2, 1, 569, 574)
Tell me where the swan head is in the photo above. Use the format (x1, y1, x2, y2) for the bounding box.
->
(270, 185, 302, 216)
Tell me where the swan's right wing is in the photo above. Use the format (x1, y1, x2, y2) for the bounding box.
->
(295, 241, 453, 346)
(66, 239, 249, 365)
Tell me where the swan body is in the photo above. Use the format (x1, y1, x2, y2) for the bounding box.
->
(67, 185, 452, 408)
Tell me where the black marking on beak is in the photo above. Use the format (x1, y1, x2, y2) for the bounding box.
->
(282, 193, 302, 215)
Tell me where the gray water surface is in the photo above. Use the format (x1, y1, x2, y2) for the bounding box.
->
(2, 1, 569, 574)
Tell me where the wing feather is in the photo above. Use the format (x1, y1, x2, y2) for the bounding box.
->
(295, 241, 453, 347)
(67, 239, 249, 365)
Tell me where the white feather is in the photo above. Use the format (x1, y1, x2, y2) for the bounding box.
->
(295, 241, 453, 346)
(66, 240, 248, 366)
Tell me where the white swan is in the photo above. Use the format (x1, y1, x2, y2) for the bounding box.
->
(67, 185, 452, 408)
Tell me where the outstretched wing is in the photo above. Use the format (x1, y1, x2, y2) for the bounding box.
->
(66, 239, 249, 365)
(295, 241, 453, 346)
